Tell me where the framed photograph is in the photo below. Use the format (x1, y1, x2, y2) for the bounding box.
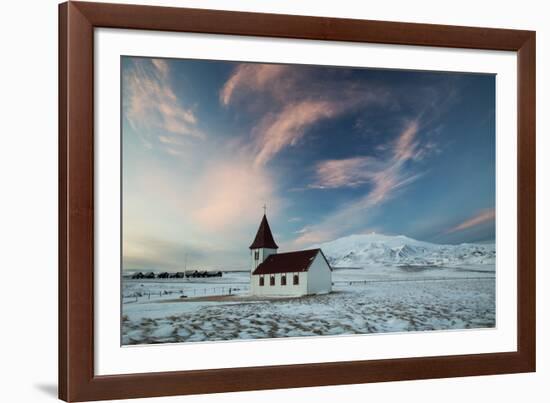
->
(59, 1, 536, 401)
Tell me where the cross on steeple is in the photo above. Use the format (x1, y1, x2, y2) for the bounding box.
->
(249, 206, 279, 271)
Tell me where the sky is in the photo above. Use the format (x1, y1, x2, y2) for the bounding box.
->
(121, 56, 495, 271)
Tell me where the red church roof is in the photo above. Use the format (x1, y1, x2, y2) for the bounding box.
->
(252, 249, 331, 275)
(249, 214, 279, 249)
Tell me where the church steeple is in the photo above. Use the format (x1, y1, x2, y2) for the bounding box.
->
(249, 213, 278, 272)
(249, 214, 279, 250)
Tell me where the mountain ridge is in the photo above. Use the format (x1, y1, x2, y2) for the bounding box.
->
(314, 233, 495, 267)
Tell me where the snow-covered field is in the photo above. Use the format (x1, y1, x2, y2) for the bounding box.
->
(122, 263, 495, 345)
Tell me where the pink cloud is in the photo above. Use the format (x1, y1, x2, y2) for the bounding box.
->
(249, 91, 388, 166)
(295, 120, 425, 246)
(394, 121, 419, 161)
(192, 158, 278, 231)
(124, 59, 203, 148)
(127, 150, 281, 254)
(220, 63, 390, 166)
(151, 58, 169, 78)
(220, 64, 289, 106)
(291, 229, 333, 246)
(252, 100, 340, 166)
(312, 120, 421, 192)
(311, 156, 381, 189)
(447, 208, 495, 233)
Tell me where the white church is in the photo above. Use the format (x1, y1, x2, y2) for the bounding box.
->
(249, 213, 332, 297)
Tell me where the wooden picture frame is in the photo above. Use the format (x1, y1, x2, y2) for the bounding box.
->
(59, 1, 536, 401)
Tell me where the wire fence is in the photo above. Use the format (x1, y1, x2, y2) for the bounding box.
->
(122, 286, 250, 304)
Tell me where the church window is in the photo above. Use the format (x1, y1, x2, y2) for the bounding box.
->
(259, 276, 264, 286)
(270, 276, 275, 286)
(293, 274, 299, 285)
(254, 250, 259, 260)
(281, 275, 287, 286)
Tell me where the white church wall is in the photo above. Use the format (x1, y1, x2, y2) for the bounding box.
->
(251, 271, 308, 296)
(306, 252, 332, 295)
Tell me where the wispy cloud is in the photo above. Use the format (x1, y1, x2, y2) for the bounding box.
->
(252, 100, 339, 166)
(219, 62, 437, 247)
(151, 58, 169, 77)
(124, 58, 203, 153)
(220, 64, 289, 106)
(311, 156, 381, 189)
(311, 120, 422, 190)
(221, 63, 390, 166)
(446, 208, 495, 233)
(294, 120, 428, 246)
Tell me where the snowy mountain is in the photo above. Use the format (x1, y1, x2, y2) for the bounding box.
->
(315, 233, 495, 267)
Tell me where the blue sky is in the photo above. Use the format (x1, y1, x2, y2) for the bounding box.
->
(122, 56, 495, 271)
